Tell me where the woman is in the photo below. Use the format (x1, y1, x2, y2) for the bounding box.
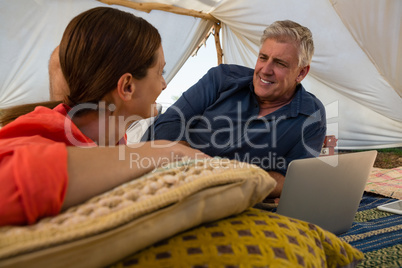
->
(0, 7, 207, 226)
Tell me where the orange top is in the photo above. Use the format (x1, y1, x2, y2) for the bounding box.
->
(0, 104, 95, 226)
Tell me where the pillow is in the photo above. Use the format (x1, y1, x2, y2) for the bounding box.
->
(0, 158, 276, 268)
(115, 208, 364, 268)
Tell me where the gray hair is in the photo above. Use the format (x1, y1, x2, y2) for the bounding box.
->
(260, 20, 314, 67)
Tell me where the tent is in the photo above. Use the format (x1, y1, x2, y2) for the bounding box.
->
(0, 0, 401, 149)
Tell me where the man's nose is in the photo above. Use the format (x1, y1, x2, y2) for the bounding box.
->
(261, 60, 274, 74)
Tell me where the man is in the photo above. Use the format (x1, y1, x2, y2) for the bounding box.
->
(147, 20, 326, 197)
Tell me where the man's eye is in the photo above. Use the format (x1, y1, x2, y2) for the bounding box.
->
(277, 62, 286, 67)
(162, 69, 166, 75)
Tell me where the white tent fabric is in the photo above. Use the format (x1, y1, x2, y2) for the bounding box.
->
(0, 0, 401, 149)
(0, 0, 212, 104)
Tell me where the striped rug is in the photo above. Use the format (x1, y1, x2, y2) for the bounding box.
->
(339, 193, 402, 268)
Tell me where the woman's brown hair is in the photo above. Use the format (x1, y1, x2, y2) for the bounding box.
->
(0, 7, 161, 126)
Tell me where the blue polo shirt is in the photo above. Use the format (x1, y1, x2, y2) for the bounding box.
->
(149, 64, 326, 175)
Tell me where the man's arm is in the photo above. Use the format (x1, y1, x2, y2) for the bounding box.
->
(266, 100, 326, 198)
(266, 171, 285, 198)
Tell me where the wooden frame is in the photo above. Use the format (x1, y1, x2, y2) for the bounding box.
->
(98, 0, 223, 64)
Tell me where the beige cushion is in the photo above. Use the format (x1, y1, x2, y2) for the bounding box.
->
(0, 158, 276, 268)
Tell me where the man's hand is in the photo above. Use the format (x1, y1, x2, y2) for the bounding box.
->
(266, 171, 285, 198)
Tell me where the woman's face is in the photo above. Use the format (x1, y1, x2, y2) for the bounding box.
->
(130, 45, 167, 119)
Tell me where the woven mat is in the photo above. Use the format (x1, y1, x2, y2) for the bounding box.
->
(365, 167, 402, 199)
(339, 192, 402, 268)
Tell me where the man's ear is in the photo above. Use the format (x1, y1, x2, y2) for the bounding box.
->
(117, 73, 135, 101)
(296, 65, 310, 84)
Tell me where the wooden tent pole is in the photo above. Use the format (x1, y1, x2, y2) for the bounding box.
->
(98, 0, 223, 64)
(98, 0, 219, 23)
(213, 22, 223, 65)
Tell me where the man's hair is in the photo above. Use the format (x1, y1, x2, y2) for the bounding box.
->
(260, 20, 314, 67)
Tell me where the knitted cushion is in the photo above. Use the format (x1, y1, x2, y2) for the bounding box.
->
(0, 158, 276, 268)
(114, 208, 364, 268)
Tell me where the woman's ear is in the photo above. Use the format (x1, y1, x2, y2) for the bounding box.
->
(117, 73, 135, 101)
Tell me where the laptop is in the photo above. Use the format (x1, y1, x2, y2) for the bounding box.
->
(276, 150, 377, 235)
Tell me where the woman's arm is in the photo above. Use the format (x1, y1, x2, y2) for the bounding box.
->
(63, 140, 208, 209)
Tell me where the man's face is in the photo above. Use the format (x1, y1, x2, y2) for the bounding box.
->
(253, 38, 309, 103)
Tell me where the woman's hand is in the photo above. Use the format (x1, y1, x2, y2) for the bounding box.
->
(132, 140, 209, 166)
